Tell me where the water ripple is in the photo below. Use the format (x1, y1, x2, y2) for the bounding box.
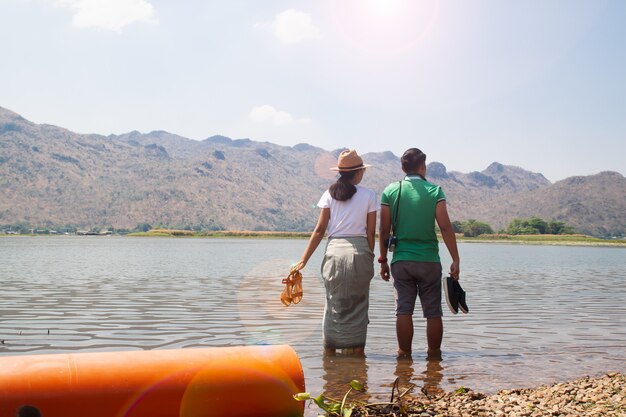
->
(1, 237, 625, 414)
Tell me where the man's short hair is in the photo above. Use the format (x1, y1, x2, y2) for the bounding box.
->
(401, 148, 427, 172)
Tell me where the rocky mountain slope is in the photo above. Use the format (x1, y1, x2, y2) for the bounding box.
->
(1, 106, 624, 237)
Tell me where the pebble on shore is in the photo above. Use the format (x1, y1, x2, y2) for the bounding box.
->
(357, 372, 625, 417)
(411, 372, 624, 417)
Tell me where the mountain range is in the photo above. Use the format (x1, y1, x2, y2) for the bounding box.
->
(1, 106, 624, 237)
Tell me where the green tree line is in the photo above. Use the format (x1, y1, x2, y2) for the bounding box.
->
(452, 217, 576, 237)
(505, 217, 575, 235)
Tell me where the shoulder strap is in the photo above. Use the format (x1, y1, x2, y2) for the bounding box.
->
(391, 180, 402, 234)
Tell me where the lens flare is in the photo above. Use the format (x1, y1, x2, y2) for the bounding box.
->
(237, 259, 324, 346)
(314, 153, 339, 180)
(329, 0, 440, 55)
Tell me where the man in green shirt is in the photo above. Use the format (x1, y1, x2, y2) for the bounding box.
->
(378, 148, 460, 358)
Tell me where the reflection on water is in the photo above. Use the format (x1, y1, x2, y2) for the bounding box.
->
(393, 356, 444, 398)
(322, 354, 370, 404)
(318, 354, 445, 416)
(1, 237, 625, 416)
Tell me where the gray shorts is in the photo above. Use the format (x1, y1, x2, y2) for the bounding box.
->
(391, 261, 442, 318)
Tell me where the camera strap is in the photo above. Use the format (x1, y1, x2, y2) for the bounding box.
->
(391, 180, 402, 235)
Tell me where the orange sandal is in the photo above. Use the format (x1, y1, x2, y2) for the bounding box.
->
(290, 270, 303, 304)
(280, 269, 303, 306)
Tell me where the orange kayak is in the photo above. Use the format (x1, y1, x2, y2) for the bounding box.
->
(0, 345, 305, 417)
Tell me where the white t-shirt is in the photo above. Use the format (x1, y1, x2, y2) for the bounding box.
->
(317, 185, 380, 238)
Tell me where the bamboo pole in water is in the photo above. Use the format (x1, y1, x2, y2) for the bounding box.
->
(0, 345, 305, 417)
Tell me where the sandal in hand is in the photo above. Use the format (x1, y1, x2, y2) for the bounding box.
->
(280, 269, 303, 306)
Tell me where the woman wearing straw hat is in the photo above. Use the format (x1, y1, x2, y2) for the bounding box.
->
(292, 149, 379, 356)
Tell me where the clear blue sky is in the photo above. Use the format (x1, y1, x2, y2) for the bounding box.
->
(2, 0, 625, 181)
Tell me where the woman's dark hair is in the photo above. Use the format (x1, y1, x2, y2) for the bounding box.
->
(401, 148, 427, 173)
(329, 170, 359, 201)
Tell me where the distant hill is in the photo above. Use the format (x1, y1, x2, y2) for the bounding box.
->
(1, 106, 624, 237)
(486, 171, 626, 237)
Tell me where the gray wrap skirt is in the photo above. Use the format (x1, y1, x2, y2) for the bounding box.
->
(321, 236, 375, 349)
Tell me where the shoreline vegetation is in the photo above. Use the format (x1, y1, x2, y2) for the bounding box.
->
(2, 229, 625, 247)
(121, 229, 626, 247)
(306, 372, 624, 417)
(128, 229, 313, 238)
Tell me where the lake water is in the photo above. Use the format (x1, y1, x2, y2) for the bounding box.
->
(1, 236, 625, 414)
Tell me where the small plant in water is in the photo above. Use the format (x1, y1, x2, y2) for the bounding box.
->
(294, 379, 365, 417)
(295, 378, 417, 417)
(454, 386, 469, 394)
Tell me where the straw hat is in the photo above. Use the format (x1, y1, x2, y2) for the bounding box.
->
(330, 149, 372, 172)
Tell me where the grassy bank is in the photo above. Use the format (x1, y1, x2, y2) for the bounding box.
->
(458, 234, 626, 247)
(126, 229, 626, 247)
(128, 229, 310, 239)
(4, 229, 625, 246)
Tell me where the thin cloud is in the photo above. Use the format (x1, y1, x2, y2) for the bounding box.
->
(54, 0, 157, 32)
(250, 105, 311, 126)
(256, 9, 321, 44)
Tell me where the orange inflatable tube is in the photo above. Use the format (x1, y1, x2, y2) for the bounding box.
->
(0, 345, 305, 417)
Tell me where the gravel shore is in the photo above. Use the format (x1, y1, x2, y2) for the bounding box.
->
(344, 372, 625, 417)
(406, 372, 624, 417)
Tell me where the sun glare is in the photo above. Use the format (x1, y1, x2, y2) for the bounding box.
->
(330, 0, 439, 55)
(365, 0, 401, 17)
